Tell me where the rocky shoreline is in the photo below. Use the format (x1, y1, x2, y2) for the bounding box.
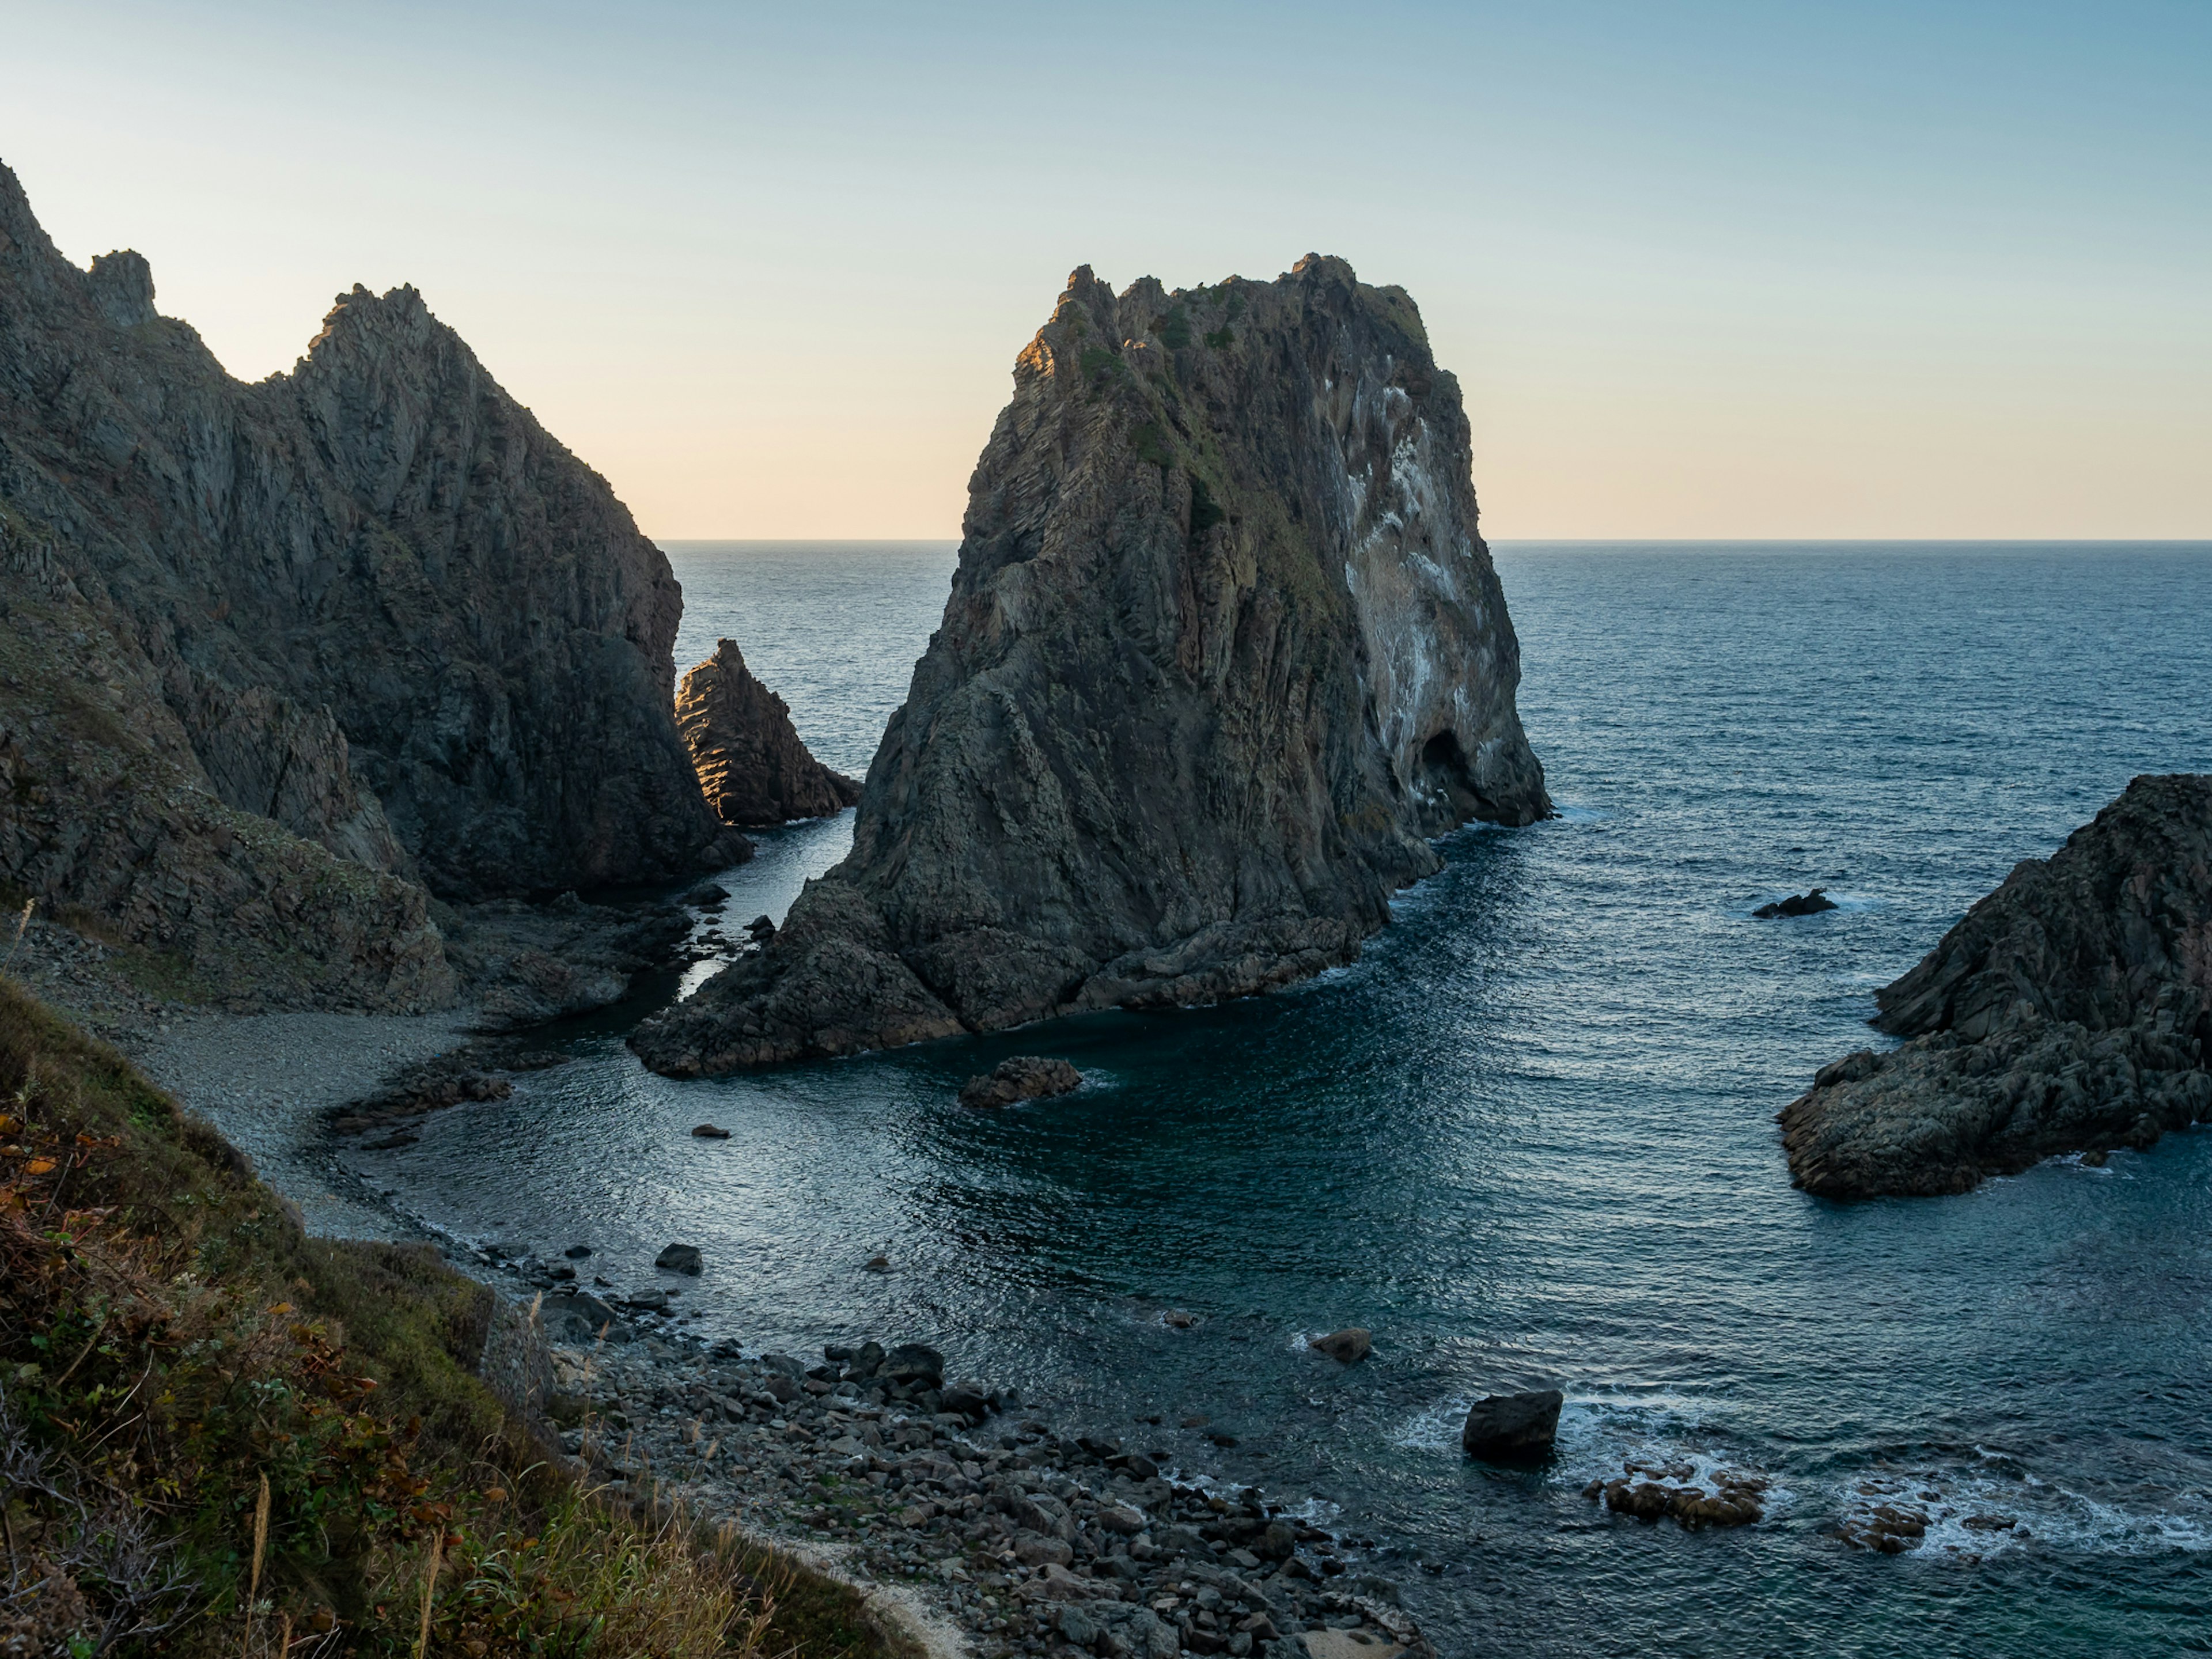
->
(487, 1260, 1435, 1659)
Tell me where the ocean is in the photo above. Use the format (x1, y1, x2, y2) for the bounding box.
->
(347, 540, 2212, 1656)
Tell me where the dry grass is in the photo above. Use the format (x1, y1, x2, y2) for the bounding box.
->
(0, 972, 904, 1658)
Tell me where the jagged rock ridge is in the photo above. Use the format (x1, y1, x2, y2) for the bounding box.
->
(632, 255, 1547, 1075)
(0, 161, 741, 1007)
(677, 639, 860, 825)
(1780, 774, 2212, 1198)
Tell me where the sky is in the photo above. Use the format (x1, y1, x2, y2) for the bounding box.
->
(5, 1, 2206, 540)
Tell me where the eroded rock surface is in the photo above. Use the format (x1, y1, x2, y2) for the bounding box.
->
(633, 256, 1546, 1075)
(0, 162, 737, 1009)
(1780, 774, 2212, 1198)
(676, 638, 859, 825)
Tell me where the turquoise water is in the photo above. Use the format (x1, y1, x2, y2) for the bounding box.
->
(354, 541, 2212, 1656)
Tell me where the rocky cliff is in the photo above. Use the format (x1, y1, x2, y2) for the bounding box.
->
(677, 639, 860, 824)
(632, 256, 1547, 1075)
(0, 162, 739, 1008)
(1780, 774, 2212, 1198)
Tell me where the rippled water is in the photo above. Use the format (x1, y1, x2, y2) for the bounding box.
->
(350, 541, 2212, 1656)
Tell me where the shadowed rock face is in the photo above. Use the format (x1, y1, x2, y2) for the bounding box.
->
(676, 639, 860, 825)
(632, 255, 1547, 1075)
(1779, 774, 2212, 1198)
(0, 162, 737, 1006)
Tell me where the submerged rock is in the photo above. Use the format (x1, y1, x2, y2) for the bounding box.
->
(631, 256, 1546, 1076)
(1460, 1389, 1562, 1463)
(1754, 888, 1838, 918)
(1779, 774, 2212, 1198)
(958, 1055, 1082, 1108)
(675, 638, 861, 825)
(1311, 1327, 1373, 1364)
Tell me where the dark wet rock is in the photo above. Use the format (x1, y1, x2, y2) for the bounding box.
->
(959, 1055, 1082, 1109)
(445, 896, 694, 1033)
(1312, 1327, 1372, 1364)
(676, 638, 861, 825)
(691, 1123, 732, 1139)
(1460, 1389, 1562, 1464)
(1781, 774, 2212, 1198)
(685, 883, 730, 907)
(629, 256, 1546, 1076)
(1753, 888, 1838, 918)
(881, 1342, 945, 1386)
(743, 914, 777, 942)
(654, 1243, 704, 1275)
(563, 1244, 592, 1258)
(1589, 1462, 1767, 1529)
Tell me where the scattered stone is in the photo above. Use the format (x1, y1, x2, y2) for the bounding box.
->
(1753, 889, 1838, 918)
(1312, 1327, 1372, 1364)
(654, 1244, 704, 1275)
(685, 883, 730, 907)
(959, 1055, 1084, 1109)
(691, 1123, 732, 1139)
(1460, 1389, 1563, 1464)
(1164, 1310, 1200, 1330)
(563, 1244, 593, 1258)
(863, 1254, 891, 1272)
(743, 914, 777, 942)
(1588, 1461, 1767, 1529)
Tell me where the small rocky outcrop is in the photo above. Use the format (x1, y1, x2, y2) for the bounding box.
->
(675, 638, 860, 824)
(1584, 1461, 1767, 1529)
(959, 1055, 1083, 1108)
(1460, 1389, 1562, 1463)
(1755, 889, 1837, 918)
(1310, 1328, 1372, 1364)
(0, 161, 738, 1011)
(632, 256, 1547, 1075)
(1780, 774, 2212, 1198)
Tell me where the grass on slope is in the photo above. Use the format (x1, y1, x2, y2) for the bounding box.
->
(0, 974, 910, 1658)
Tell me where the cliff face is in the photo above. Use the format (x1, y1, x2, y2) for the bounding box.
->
(676, 639, 860, 825)
(0, 161, 738, 1007)
(632, 256, 1547, 1075)
(1780, 774, 2212, 1198)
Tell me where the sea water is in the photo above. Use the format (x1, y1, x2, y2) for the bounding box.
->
(348, 541, 2212, 1656)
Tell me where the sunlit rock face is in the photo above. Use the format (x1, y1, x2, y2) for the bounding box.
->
(0, 162, 736, 1008)
(677, 639, 859, 826)
(631, 254, 1548, 1075)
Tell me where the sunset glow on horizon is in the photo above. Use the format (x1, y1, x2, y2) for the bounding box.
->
(9, 0, 2205, 542)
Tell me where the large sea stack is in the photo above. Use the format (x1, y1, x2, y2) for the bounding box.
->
(0, 162, 738, 1007)
(631, 256, 1547, 1075)
(1780, 774, 2212, 1198)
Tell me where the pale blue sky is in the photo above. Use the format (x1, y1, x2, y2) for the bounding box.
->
(8, 1, 2206, 536)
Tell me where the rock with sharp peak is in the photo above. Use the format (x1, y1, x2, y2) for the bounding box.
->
(676, 639, 860, 825)
(630, 254, 1547, 1075)
(0, 160, 740, 1009)
(1779, 774, 2212, 1197)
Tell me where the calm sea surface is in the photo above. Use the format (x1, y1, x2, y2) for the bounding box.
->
(351, 541, 2212, 1656)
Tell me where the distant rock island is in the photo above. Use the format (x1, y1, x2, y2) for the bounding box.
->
(0, 162, 746, 1009)
(632, 255, 1548, 1076)
(1780, 774, 2212, 1198)
(677, 639, 859, 825)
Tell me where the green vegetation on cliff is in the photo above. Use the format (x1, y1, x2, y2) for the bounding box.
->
(0, 976, 904, 1657)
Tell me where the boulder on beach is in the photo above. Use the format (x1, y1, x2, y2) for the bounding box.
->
(959, 1055, 1083, 1109)
(653, 1243, 703, 1274)
(1754, 889, 1838, 918)
(1461, 1388, 1563, 1463)
(1312, 1327, 1372, 1364)
(1780, 774, 2212, 1197)
(627, 255, 1547, 1077)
